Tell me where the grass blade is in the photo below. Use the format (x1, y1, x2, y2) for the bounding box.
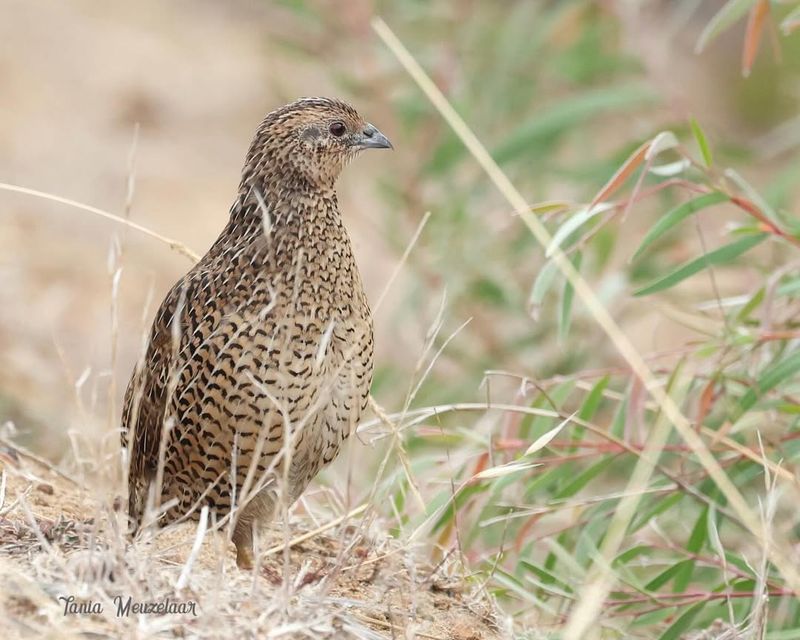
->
(633, 233, 767, 297)
(632, 192, 729, 261)
(734, 349, 800, 421)
(559, 251, 583, 341)
(690, 118, 714, 167)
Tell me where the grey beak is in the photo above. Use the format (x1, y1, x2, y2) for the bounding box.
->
(356, 123, 393, 150)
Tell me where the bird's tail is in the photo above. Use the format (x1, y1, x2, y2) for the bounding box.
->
(127, 479, 148, 537)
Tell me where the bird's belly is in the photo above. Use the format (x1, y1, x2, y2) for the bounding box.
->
(164, 329, 368, 515)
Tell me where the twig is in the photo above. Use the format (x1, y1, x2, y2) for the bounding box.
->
(176, 505, 209, 591)
(0, 182, 200, 262)
(261, 503, 367, 557)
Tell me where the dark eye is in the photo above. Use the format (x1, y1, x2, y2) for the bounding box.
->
(329, 121, 346, 137)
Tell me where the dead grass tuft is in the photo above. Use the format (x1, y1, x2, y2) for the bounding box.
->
(0, 453, 504, 639)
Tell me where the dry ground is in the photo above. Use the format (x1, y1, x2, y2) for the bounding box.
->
(0, 444, 504, 639)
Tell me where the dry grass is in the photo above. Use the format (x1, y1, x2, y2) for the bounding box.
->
(0, 445, 504, 639)
(3, 4, 800, 638)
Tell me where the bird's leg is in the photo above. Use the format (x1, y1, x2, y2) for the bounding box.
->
(231, 488, 276, 570)
(232, 518, 255, 570)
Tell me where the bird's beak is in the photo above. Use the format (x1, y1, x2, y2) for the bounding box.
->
(355, 123, 393, 150)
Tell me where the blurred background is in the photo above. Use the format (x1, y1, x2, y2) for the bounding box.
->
(2, 0, 800, 636)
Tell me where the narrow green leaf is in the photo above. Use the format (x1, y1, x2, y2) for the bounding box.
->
(559, 251, 582, 341)
(430, 484, 485, 533)
(674, 506, 709, 592)
(519, 560, 574, 593)
(547, 205, 610, 257)
(610, 394, 628, 439)
(579, 375, 610, 422)
(645, 562, 686, 592)
(657, 601, 707, 640)
(614, 544, 651, 566)
(555, 456, 616, 500)
(633, 192, 729, 261)
(529, 200, 572, 216)
(634, 233, 767, 297)
(735, 286, 764, 323)
(529, 259, 559, 318)
(671, 559, 695, 594)
(630, 492, 683, 533)
(632, 607, 676, 627)
(735, 349, 800, 421)
(524, 463, 575, 498)
(690, 118, 714, 167)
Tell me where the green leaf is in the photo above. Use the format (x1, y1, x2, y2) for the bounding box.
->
(519, 560, 574, 593)
(645, 562, 686, 592)
(671, 559, 695, 594)
(674, 506, 709, 592)
(613, 544, 651, 567)
(734, 349, 800, 421)
(632, 607, 676, 627)
(630, 491, 683, 533)
(430, 483, 486, 533)
(634, 233, 767, 297)
(690, 118, 714, 167)
(610, 394, 628, 439)
(555, 456, 616, 499)
(657, 601, 707, 640)
(579, 375, 609, 422)
(547, 205, 609, 257)
(529, 259, 560, 318)
(633, 192, 729, 261)
(559, 251, 582, 341)
(735, 286, 764, 323)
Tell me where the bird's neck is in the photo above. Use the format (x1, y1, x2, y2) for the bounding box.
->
(229, 171, 338, 224)
(213, 174, 347, 268)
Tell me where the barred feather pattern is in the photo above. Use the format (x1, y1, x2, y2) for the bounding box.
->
(121, 98, 377, 566)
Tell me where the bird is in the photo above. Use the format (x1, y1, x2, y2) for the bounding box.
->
(120, 97, 391, 569)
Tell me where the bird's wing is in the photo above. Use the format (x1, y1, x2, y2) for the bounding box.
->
(121, 270, 211, 530)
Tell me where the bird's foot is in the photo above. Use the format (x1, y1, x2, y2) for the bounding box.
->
(236, 544, 255, 571)
(235, 543, 255, 570)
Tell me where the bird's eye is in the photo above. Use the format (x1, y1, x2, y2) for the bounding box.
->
(329, 121, 346, 137)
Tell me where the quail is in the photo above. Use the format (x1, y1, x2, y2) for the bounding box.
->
(121, 98, 391, 569)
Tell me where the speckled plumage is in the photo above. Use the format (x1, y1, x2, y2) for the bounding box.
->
(121, 98, 391, 568)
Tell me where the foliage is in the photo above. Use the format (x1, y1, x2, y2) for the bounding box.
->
(8, 1, 800, 637)
(331, 2, 800, 638)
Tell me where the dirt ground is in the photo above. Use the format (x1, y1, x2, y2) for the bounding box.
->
(0, 444, 505, 639)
